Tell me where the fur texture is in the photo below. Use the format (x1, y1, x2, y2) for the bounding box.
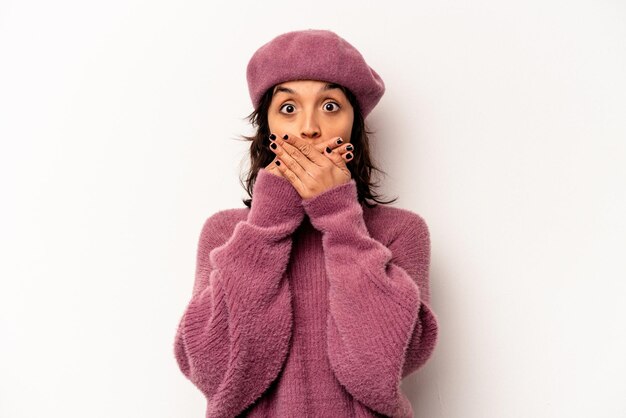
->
(173, 168, 439, 417)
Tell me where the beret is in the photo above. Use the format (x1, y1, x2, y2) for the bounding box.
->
(246, 29, 385, 119)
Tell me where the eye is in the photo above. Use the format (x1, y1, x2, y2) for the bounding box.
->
(279, 103, 296, 114)
(278, 101, 342, 115)
(324, 102, 341, 112)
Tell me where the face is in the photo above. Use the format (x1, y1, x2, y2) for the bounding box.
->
(267, 79, 354, 151)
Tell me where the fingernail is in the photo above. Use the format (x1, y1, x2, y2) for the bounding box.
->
(270, 143, 277, 150)
(276, 160, 281, 166)
(346, 144, 353, 151)
(346, 153, 353, 160)
(269, 134, 276, 141)
(336, 138, 343, 145)
(326, 147, 332, 153)
(283, 134, 289, 140)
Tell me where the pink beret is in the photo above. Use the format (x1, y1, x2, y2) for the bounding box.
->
(246, 29, 385, 119)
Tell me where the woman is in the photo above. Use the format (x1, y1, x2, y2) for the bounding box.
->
(173, 29, 439, 418)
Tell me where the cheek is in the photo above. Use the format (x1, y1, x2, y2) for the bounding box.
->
(339, 114, 354, 139)
(267, 113, 288, 133)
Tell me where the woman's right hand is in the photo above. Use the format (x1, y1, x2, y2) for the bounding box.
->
(265, 156, 286, 178)
(264, 134, 354, 178)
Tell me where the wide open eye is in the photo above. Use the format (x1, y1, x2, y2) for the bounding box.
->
(279, 103, 296, 114)
(279, 101, 341, 115)
(324, 102, 341, 112)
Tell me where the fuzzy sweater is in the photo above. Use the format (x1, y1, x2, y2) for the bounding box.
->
(173, 168, 439, 418)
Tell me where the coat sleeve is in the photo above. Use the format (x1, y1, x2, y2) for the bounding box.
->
(173, 168, 304, 417)
(301, 179, 439, 418)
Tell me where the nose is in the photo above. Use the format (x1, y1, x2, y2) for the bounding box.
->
(300, 109, 321, 140)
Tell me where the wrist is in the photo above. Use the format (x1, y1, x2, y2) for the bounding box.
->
(302, 179, 362, 232)
(248, 168, 305, 229)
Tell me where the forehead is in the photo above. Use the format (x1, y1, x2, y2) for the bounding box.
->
(273, 80, 343, 96)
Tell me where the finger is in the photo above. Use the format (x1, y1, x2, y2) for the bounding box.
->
(315, 136, 345, 155)
(265, 155, 283, 174)
(274, 157, 305, 196)
(268, 138, 311, 186)
(272, 133, 329, 170)
(324, 141, 355, 164)
(338, 142, 355, 163)
(323, 143, 351, 173)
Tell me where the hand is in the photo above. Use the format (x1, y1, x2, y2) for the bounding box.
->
(264, 135, 353, 179)
(267, 132, 354, 200)
(264, 155, 286, 178)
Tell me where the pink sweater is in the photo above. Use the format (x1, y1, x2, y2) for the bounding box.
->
(173, 168, 439, 417)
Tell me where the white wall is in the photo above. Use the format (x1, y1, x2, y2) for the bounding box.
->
(1, 1, 624, 417)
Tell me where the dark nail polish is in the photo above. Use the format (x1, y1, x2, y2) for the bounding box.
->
(269, 134, 276, 141)
(283, 134, 289, 140)
(336, 138, 343, 145)
(346, 153, 353, 159)
(276, 160, 281, 166)
(326, 147, 332, 153)
(270, 142, 277, 150)
(346, 144, 353, 151)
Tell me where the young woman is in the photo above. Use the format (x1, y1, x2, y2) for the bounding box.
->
(173, 29, 439, 418)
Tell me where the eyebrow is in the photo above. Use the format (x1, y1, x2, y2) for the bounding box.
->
(273, 83, 341, 96)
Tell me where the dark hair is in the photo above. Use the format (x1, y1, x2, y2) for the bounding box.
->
(237, 83, 398, 209)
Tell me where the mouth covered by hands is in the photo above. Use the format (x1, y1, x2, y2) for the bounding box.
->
(264, 133, 355, 200)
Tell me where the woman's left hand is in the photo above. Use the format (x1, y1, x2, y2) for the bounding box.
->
(268, 132, 353, 200)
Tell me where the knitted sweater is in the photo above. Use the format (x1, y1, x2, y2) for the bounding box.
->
(173, 168, 439, 418)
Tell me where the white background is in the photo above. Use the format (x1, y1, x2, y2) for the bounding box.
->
(1, 1, 625, 417)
